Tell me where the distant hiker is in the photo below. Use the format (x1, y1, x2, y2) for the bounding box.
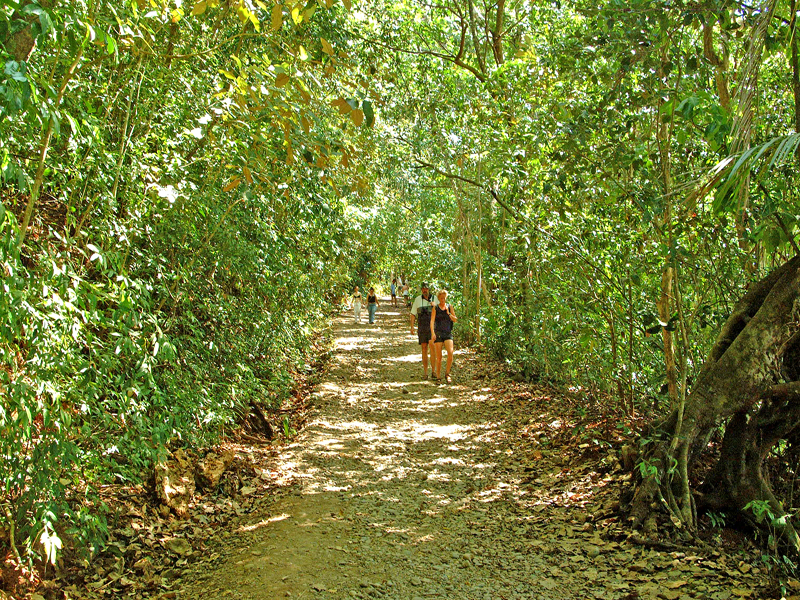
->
(391, 279, 398, 307)
(430, 289, 457, 383)
(367, 287, 379, 324)
(351, 286, 363, 323)
(402, 283, 410, 307)
(410, 283, 435, 378)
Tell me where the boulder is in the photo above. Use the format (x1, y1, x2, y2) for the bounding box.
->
(196, 450, 235, 491)
(155, 448, 195, 517)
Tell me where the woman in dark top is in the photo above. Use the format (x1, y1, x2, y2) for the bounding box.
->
(430, 289, 457, 382)
(367, 287, 379, 324)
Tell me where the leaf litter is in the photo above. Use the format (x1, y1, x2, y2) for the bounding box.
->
(36, 303, 778, 600)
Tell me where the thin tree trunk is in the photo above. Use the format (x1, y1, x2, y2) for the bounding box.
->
(491, 0, 505, 66)
(627, 266, 635, 414)
(703, 18, 731, 111)
(111, 57, 145, 207)
(453, 181, 492, 316)
(791, 0, 800, 142)
(17, 47, 84, 249)
(658, 267, 678, 405)
(475, 163, 484, 342)
(730, 0, 777, 244)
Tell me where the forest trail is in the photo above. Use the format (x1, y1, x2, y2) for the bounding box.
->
(172, 301, 772, 600)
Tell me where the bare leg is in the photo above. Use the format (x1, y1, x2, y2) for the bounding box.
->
(434, 341, 444, 378)
(421, 342, 429, 376)
(444, 339, 454, 377)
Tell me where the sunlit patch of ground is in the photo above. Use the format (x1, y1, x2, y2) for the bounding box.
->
(384, 352, 424, 363)
(172, 300, 773, 600)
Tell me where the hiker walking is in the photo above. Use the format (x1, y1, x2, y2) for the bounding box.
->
(367, 287, 379, 324)
(430, 289, 457, 383)
(351, 286, 363, 323)
(410, 282, 435, 378)
(390, 279, 398, 307)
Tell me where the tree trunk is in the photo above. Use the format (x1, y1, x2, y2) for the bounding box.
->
(629, 256, 800, 546)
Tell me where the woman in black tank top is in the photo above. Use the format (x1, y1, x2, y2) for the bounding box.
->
(367, 287, 379, 324)
(430, 289, 457, 383)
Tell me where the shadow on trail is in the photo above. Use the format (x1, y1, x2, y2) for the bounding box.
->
(175, 298, 770, 600)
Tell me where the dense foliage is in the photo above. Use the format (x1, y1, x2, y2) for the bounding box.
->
(360, 0, 799, 406)
(0, 0, 378, 566)
(4, 0, 800, 576)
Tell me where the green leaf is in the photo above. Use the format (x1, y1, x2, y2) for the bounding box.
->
(39, 11, 54, 35)
(676, 96, 699, 119)
(362, 100, 374, 126)
(64, 112, 79, 136)
(291, 5, 302, 24)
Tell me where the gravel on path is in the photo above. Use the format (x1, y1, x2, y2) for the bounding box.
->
(174, 301, 773, 600)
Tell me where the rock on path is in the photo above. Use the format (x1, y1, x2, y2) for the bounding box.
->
(174, 302, 772, 600)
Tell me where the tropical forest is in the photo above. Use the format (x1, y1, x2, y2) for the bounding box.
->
(2, 0, 800, 598)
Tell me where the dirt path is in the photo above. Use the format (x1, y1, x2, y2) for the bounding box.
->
(173, 302, 773, 600)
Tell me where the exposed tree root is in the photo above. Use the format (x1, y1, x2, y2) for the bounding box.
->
(628, 257, 800, 548)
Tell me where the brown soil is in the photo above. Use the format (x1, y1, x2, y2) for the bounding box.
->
(19, 300, 777, 600)
(167, 302, 775, 600)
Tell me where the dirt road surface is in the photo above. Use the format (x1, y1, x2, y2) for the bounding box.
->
(173, 301, 772, 600)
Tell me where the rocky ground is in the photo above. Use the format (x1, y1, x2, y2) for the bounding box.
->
(35, 300, 781, 600)
(166, 302, 776, 600)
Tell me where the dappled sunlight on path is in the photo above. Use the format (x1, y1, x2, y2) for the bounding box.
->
(175, 298, 773, 600)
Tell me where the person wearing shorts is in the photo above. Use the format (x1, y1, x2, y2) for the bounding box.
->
(391, 279, 398, 307)
(430, 289, 457, 383)
(410, 283, 435, 378)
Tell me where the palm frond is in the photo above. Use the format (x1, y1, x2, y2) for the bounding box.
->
(685, 133, 800, 214)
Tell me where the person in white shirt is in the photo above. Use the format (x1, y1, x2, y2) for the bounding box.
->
(351, 286, 363, 323)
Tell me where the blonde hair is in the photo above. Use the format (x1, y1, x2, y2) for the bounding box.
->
(437, 289, 447, 298)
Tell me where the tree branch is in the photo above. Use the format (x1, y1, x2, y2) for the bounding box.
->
(351, 31, 486, 81)
(412, 156, 524, 221)
(17, 45, 84, 249)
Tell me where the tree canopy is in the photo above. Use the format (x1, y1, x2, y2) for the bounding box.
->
(3, 0, 800, 576)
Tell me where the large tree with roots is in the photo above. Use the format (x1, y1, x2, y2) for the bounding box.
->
(631, 250, 800, 545)
(629, 0, 800, 545)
